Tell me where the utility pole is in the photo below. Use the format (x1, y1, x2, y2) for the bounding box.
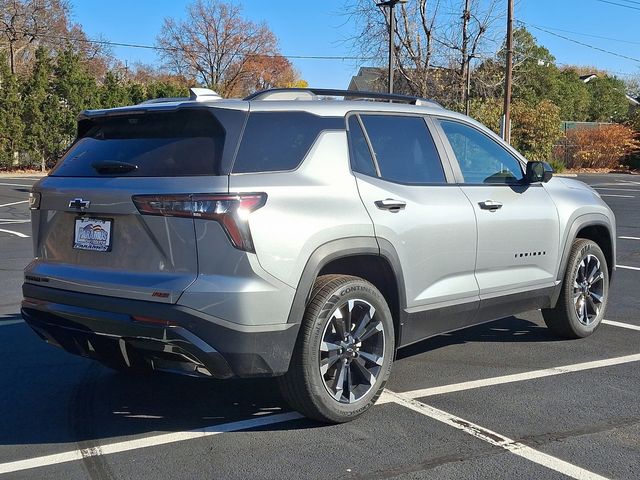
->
(502, 0, 514, 143)
(377, 0, 407, 94)
(462, 0, 471, 115)
(465, 54, 472, 115)
(388, 3, 396, 94)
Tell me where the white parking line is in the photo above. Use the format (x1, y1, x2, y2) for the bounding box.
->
(0, 411, 303, 475)
(600, 194, 634, 198)
(0, 182, 33, 187)
(602, 320, 640, 331)
(0, 219, 29, 223)
(619, 236, 640, 241)
(618, 265, 640, 271)
(0, 200, 28, 208)
(393, 353, 640, 399)
(0, 228, 29, 238)
(382, 391, 610, 480)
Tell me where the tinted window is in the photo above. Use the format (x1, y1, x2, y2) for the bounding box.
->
(51, 109, 232, 177)
(360, 115, 445, 184)
(347, 116, 377, 177)
(233, 112, 343, 173)
(439, 120, 524, 184)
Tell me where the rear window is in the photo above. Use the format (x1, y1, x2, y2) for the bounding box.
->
(232, 112, 344, 173)
(50, 109, 242, 177)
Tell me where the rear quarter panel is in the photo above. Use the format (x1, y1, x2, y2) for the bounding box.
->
(228, 130, 375, 289)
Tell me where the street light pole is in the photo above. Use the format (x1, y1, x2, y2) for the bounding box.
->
(377, 0, 407, 95)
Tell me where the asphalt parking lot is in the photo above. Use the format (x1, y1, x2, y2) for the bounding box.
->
(0, 173, 639, 479)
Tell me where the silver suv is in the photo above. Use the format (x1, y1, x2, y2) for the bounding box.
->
(22, 87, 616, 423)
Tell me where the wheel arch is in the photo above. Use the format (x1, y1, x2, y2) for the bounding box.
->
(286, 237, 407, 348)
(553, 214, 615, 305)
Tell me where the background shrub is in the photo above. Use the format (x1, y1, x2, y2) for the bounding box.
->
(562, 124, 640, 169)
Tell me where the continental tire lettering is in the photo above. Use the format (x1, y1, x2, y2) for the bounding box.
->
(340, 286, 368, 296)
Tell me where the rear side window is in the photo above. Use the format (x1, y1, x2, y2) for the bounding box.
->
(51, 109, 239, 177)
(232, 112, 343, 173)
(347, 116, 377, 177)
(359, 115, 446, 184)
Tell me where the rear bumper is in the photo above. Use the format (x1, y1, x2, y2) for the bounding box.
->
(21, 283, 299, 379)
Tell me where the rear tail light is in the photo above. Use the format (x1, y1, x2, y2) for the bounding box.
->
(132, 193, 266, 252)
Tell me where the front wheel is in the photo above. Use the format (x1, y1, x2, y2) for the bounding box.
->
(542, 239, 609, 338)
(278, 275, 395, 423)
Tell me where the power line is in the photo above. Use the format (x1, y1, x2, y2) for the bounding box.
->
(526, 24, 640, 46)
(10, 29, 377, 61)
(525, 23, 640, 64)
(594, 0, 640, 11)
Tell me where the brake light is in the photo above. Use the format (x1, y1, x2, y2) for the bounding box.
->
(132, 193, 266, 252)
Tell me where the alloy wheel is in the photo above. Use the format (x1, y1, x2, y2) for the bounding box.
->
(319, 299, 385, 404)
(573, 254, 605, 326)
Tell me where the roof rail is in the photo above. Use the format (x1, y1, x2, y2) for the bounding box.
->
(244, 88, 442, 108)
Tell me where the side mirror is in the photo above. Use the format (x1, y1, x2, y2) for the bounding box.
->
(525, 161, 553, 184)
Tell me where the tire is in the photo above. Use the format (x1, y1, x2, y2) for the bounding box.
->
(542, 239, 609, 339)
(278, 275, 395, 423)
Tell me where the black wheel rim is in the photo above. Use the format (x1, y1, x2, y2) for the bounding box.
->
(319, 299, 385, 404)
(573, 253, 605, 326)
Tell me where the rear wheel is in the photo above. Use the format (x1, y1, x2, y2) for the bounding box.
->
(543, 239, 609, 338)
(278, 275, 395, 423)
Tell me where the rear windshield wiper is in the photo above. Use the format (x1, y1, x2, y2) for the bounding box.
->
(91, 161, 138, 174)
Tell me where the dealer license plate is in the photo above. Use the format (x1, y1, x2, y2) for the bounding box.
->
(73, 217, 113, 252)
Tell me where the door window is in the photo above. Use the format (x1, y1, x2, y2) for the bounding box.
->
(359, 115, 446, 184)
(439, 120, 524, 184)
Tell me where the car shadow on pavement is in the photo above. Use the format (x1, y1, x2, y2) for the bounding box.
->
(397, 315, 558, 360)
(0, 322, 321, 448)
(0, 315, 552, 447)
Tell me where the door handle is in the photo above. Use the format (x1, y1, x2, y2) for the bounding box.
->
(479, 200, 503, 211)
(375, 199, 406, 212)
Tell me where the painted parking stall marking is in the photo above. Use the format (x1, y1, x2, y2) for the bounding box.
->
(0, 412, 303, 475)
(617, 265, 640, 271)
(602, 320, 640, 331)
(0, 182, 34, 188)
(381, 391, 610, 480)
(0, 228, 29, 238)
(0, 200, 28, 208)
(386, 353, 640, 400)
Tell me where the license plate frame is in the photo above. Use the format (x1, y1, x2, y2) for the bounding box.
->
(73, 217, 113, 252)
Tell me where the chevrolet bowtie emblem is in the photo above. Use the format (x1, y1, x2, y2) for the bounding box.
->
(69, 198, 90, 211)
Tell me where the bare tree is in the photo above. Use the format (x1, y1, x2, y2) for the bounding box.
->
(0, 0, 69, 74)
(156, 0, 298, 97)
(344, 0, 501, 109)
(0, 0, 113, 76)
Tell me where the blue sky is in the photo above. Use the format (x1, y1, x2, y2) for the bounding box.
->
(70, 0, 640, 88)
